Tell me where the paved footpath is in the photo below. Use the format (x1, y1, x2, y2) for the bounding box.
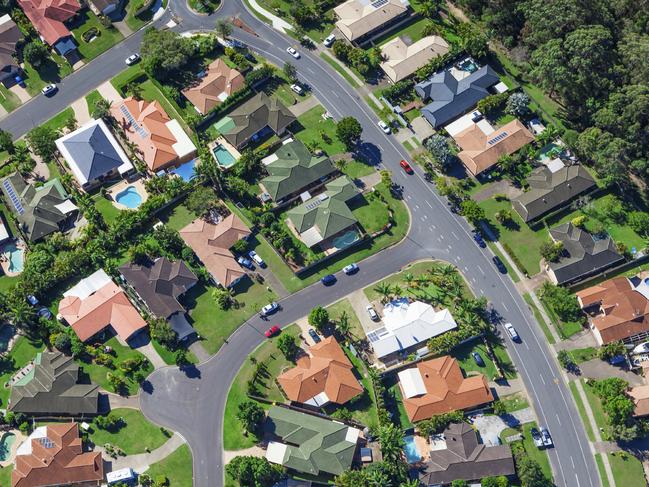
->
(105, 432, 186, 473)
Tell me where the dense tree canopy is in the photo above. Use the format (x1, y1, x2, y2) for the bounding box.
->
(141, 28, 197, 80)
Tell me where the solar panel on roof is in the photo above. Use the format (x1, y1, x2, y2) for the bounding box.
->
(371, 0, 389, 7)
(37, 437, 55, 449)
(487, 131, 508, 146)
(2, 179, 25, 215)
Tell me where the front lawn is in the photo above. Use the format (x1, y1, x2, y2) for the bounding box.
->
(500, 422, 553, 482)
(342, 159, 376, 180)
(608, 452, 645, 487)
(499, 392, 529, 413)
(351, 192, 391, 234)
(40, 107, 75, 133)
(569, 347, 597, 364)
(145, 444, 193, 487)
(540, 297, 584, 339)
(85, 90, 103, 114)
(294, 105, 346, 156)
(0, 336, 44, 407)
(71, 10, 124, 60)
(453, 341, 499, 381)
(0, 85, 21, 112)
(89, 408, 169, 454)
(124, 0, 155, 31)
(22, 54, 73, 97)
(325, 299, 365, 341)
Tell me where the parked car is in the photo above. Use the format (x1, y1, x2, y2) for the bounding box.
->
(472, 352, 485, 367)
(323, 33, 336, 47)
(492, 255, 507, 273)
(290, 83, 304, 95)
(37, 307, 53, 320)
(530, 427, 544, 448)
(261, 302, 279, 316)
(41, 84, 57, 96)
(265, 325, 281, 338)
(321, 274, 336, 286)
(286, 46, 300, 59)
(366, 305, 379, 321)
(308, 328, 321, 343)
(504, 322, 520, 342)
(27, 295, 39, 306)
(400, 159, 413, 174)
(608, 354, 626, 365)
(540, 427, 553, 447)
(473, 232, 486, 248)
(378, 120, 391, 134)
(125, 53, 140, 65)
(248, 250, 266, 268)
(237, 256, 254, 270)
(343, 263, 359, 275)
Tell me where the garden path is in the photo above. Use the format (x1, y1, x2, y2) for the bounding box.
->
(103, 432, 186, 473)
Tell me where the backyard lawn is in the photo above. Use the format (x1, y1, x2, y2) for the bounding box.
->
(608, 452, 645, 487)
(0, 465, 12, 486)
(295, 106, 346, 156)
(0, 336, 44, 408)
(71, 11, 124, 60)
(146, 444, 193, 487)
(385, 375, 413, 429)
(372, 17, 430, 46)
(93, 193, 121, 224)
(89, 408, 169, 454)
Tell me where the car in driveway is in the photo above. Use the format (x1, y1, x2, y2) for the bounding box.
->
(248, 250, 265, 268)
(473, 232, 486, 248)
(125, 53, 140, 65)
(400, 159, 413, 174)
(308, 328, 321, 343)
(290, 83, 304, 95)
(37, 307, 53, 319)
(378, 120, 391, 134)
(366, 305, 379, 321)
(321, 274, 336, 286)
(260, 302, 279, 316)
(323, 33, 336, 47)
(540, 427, 553, 447)
(286, 46, 300, 59)
(265, 325, 281, 338)
(472, 352, 485, 367)
(41, 84, 57, 96)
(492, 255, 507, 273)
(237, 256, 254, 270)
(343, 263, 359, 275)
(504, 322, 520, 342)
(530, 427, 544, 448)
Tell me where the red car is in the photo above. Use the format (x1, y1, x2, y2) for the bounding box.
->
(400, 159, 413, 174)
(265, 325, 281, 338)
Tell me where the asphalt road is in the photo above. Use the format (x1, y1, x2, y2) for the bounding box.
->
(0, 3, 599, 486)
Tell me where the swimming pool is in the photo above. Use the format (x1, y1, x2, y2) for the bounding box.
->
(332, 230, 359, 250)
(403, 435, 421, 463)
(115, 186, 143, 209)
(212, 144, 237, 168)
(2, 241, 24, 273)
(0, 432, 16, 461)
(172, 159, 197, 182)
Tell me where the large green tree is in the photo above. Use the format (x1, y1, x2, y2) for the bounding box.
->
(225, 456, 283, 487)
(336, 117, 363, 148)
(140, 28, 196, 80)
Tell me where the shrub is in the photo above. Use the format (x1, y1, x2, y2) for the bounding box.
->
(81, 27, 100, 43)
(539, 240, 564, 263)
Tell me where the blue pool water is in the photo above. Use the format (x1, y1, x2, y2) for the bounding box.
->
(403, 435, 421, 463)
(115, 186, 143, 209)
(3, 241, 24, 272)
(332, 230, 359, 250)
(212, 144, 237, 168)
(172, 159, 197, 182)
(0, 432, 16, 461)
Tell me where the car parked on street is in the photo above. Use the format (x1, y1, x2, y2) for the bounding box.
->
(541, 427, 553, 447)
(366, 305, 379, 321)
(237, 256, 254, 270)
(504, 322, 520, 342)
(492, 255, 507, 273)
(321, 274, 336, 285)
(41, 84, 57, 96)
(261, 302, 279, 316)
(473, 232, 486, 248)
(472, 352, 485, 367)
(531, 427, 543, 448)
(308, 328, 321, 343)
(265, 325, 281, 338)
(125, 53, 140, 65)
(343, 263, 359, 275)
(248, 250, 265, 268)
(378, 120, 391, 134)
(400, 159, 413, 174)
(286, 46, 300, 59)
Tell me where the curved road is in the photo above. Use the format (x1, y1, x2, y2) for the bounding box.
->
(0, 4, 599, 487)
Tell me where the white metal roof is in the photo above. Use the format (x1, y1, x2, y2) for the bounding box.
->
(168, 119, 197, 161)
(398, 368, 427, 398)
(0, 220, 9, 243)
(345, 427, 361, 443)
(266, 441, 288, 465)
(54, 199, 78, 215)
(16, 426, 47, 456)
(63, 268, 112, 300)
(305, 391, 330, 407)
(107, 468, 135, 483)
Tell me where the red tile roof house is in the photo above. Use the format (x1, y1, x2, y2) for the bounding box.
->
(18, 0, 80, 56)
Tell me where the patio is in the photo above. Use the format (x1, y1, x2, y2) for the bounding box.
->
(107, 178, 149, 211)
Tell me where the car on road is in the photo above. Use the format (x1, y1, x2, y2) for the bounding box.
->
(473, 232, 486, 248)
(286, 47, 300, 59)
(504, 322, 520, 342)
(290, 83, 304, 95)
(343, 263, 359, 275)
(540, 427, 553, 447)
(41, 84, 57, 96)
(366, 305, 379, 321)
(248, 250, 266, 268)
(321, 274, 336, 286)
(260, 302, 279, 316)
(492, 255, 507, 273)
(472, 352, 485, 367)
(323, 34, 336, 47)
(400, 159, 413, 174)
(237, 256, 254, 270)
(125, 53, 140, 65)
(308, 328, 321, 343)
(378, 120, 391, 134)
(265, 325, 281, 338)
(530, 427, 544, 448)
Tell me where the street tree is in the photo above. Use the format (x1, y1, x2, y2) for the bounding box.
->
(236, 400, 265, 433)
(26, 126, 58, 161)
(283, 61, 298, 82)
(277, 333, 298, 361)
(215, 19, 232, 38)
(140, 29, 196, 81)
(459, 200, 486, 225)
(336, 116, 363, 148)
(308, 306, 329, 332)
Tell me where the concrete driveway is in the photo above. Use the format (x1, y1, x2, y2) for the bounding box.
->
(471, 408, 536, 446)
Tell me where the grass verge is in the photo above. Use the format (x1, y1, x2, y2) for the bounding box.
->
(319, 52, 361, 88)
(568, 380, 596, 442)
(522, 293, 555, 344)
(146, 444, 193, 487)
(89, 408, 169, 454)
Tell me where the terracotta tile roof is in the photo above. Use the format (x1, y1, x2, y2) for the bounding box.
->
(454, 119, 535, 176)
(399, 355, 493, 422)
(630, 384, 649, 417)
(182, 59, 245, 114)
(12, 423, 103, 487)
(576, 276, 649, 344)
(179, 213, 251, 288)
(277, 336, 363, 405)
(58, 272, 147, 342)
(17, 0, 79, 46)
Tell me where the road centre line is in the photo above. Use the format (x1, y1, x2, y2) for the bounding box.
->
(426, 201, 433, 208)
(557, 414, 562, 426)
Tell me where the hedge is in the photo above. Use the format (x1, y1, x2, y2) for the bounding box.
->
(502, 242, 529, 277)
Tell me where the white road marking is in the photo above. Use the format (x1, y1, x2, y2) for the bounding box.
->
(431, 224, 436, 229)
(557, 414, 562, 426)
(415, 204, 420, 210)
(501, 302, 509, 312)
(571, 456, 575, 468)
(439, 234, 445, 240)
(451, 231, 459, 240)
(426, 201, 433, 208)
(540, 375, 546, 385)
(524, 341, 530, 350)
(420, 217, 426, 223)
(477, 265, 485, 275)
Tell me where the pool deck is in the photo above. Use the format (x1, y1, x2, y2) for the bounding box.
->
(209, 136, 241, 169)
(107, 179, 149, 211)
(0, 430, 25, 467)
(0, 239, 25, 277)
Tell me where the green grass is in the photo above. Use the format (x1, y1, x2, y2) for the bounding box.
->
(0, 84, 22, 112)
(372, 17, 430, 46)
(326, 299, 364, 342)
(77, 337, 153, 396)
(138, 79, 191, 132)
(386, 378, 413, 429)
(93, 193, 122, 224)
(581, 379, 608, 432)
(111, 65, 145, 93)
(85, 90, 103, 114)
(89, 408, 169, 454)
(521, 422, 553, 481)
(188, 0, 220, 13)
(0, 275, 17, 293)
(124, 0, 155, 31)
(499, 392, 529, 413)
(569, 347, 597, 364)
(146, 444, 193, 487)
(160, 200, 197, 231)
(341, 159, 375, 180)
(454, 341, 499, 380)
(71, 10, 124, 60)
(47, 161, 62, 181)
(351, 194, 391, 234)
(332, 346, 379, 428)
(22, 54, 72, 97)
(319, 53, 361, 88)
(595, 454, 610, 487)
(0, 336, 44, 408)
(0, 464, 12, 486)
(486, 243, 520, 282)
(40, 107, 75, 133)
(568, 380, 595, 442)
(540, 298, 584, 339)
(223, 324, 300, 450)
(182, 280, 277, 355)
(608, 452, 646, 487)
(522, 293, 555, 344)
(295, 105, 346, 155)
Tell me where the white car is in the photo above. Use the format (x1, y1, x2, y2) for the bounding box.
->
(286, 47, 300, 59)
(323, 34, 336, 47)
(290, 83, 303, 95)
(366, 305, 379, 321)
(343, 263, 359, 274)
(378, 120, 391, 134)
(125, 53, 140, 65)
(248, 250, 266, 268)
(41, 84, 56, 96)
(504, 322, 520, 341)
(261, 302, 279, 316)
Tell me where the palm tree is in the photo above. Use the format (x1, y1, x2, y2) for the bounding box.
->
(403, 273, 415, 290)
(400, 479, 421, 487)
(9, 300, 36, 329)
(374, 283, 392, 303)
(336, 311, 351, 339)
(378, 423, 404, 464)
(391, 284, 403, 298)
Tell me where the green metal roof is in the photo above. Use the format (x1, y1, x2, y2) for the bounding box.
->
(214, 116, 235, 134)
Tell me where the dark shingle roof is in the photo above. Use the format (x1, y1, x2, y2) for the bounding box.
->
(0, 15, 22, 75)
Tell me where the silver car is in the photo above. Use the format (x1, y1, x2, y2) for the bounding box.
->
(366, 305, 379, 321)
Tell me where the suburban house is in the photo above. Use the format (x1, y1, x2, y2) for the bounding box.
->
(87, 0, 119, 16)
(0, 14, 23, 85)
(215, 92, 296, 150)
(58, 268, 148, 344)
(367, 298, 457, 366)
(111, 97, 197, 173)
(259, 139, 336, 205)
(55, 118, 133, 191)
(576, 275, 649, 345)
(12, 423, 103, 487)
(285, 176, 360, 249)
(0, 174, 78, 242)
(451, 118, 535, 176)
(398, 355, 493, 422)
(265, 406, 361, 476)
(380, 35, 449, 83)
(0, 216, 9, 243)
(630, 373, 649, 418)
(277, 336, 363, 407)
(415, 65, 500, 129)
(334, 0, 410, 44)
(17, 0, 80, 55)
(119, 257, 199, 342)
(511, 164, 596, 223)
(545, 222, 624, 285)
(8, 351, 100, 416)
(182, 59, 245, 114)
(419, 423, 515, 486)
(179, 213, 251, 288)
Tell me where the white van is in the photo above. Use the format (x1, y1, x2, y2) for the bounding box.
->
(323, 34, 336, 47)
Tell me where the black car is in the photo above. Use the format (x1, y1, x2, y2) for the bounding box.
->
(472, 352, 485, 367)
(321, 274, 336, 286)
(308, 328, 321, 343)
(473, 232, 486, 248)
(492, 255, 507, 273)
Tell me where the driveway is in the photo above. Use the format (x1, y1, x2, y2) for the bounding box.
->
(471, 408, 536, 446)
(578, 358, 644, 386)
